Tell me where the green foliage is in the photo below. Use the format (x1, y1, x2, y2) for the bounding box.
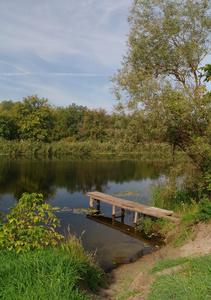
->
(0, 138, 174, 159)
(0, 242, 102, 299)
(52, 103, 86, 141)
(150, 257, 189, 274)
(0, 193, 64, 252)
(152, 176, 211, 221)
(12, 95, 54, 142)
(172, 227, 192, 247)
(118, 290, 140, 300)
(152, 179, 196, 212)
(60, 232, 102, 290)
(200, 64, 211, 82)
(78, 108, 110, 142)
(113, 0, 211, 97)
(150, 176, 211, 246)
(205, 171, 211, 191)
(138, 217, 154, 235)
(147, 254, 211, 300)
(196, 196, 211, 223)
(0, 101, 17, 140)
(137, 216, 171, 238)
(112, 0, 211, 185)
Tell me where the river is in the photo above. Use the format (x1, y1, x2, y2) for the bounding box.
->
(0, 157, 167, 271)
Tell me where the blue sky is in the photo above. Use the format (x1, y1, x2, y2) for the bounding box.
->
(0, 0, 133, 111)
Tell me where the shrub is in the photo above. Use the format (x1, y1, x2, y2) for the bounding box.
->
(196, 196, 211, 223)
(137, 216, 171, 238)
(0, 193, 64, 252)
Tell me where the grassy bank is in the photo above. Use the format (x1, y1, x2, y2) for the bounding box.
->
(0, 193, 102, 299)
(0, 238, 102, 300)
(0, 139, 174, 160)
(101, 221, 211, 300)
(147, 254, 211, 300)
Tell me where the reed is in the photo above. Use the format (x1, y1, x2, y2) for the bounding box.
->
(0, 139, 174, 159)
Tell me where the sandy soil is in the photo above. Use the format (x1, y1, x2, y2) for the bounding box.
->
(95, 222, 211, 300)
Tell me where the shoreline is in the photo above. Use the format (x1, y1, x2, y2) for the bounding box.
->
(96, 221, 211, 299)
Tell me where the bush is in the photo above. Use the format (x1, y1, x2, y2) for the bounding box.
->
(0, 194, 102, 299)
(196, 196, 211, 223)
(137, 216, 171, 238)
(0, 193, 64, 252)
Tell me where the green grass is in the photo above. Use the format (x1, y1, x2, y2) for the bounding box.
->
(149, 257, 189, 274)
(0, 139, 173, 159)
(118, 290, 140, 300)
(0, 240, 102, 300)
(147, 254, 211, 300)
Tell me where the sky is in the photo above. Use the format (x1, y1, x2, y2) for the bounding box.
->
(0, 0, 133, 112)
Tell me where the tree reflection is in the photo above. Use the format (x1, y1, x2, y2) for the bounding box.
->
(0, 158, 167, 201)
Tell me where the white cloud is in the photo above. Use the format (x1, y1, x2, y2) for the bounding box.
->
(0, 72, 105, 77)
(0, 0, 133, 109)
(1, 0, 130, 66)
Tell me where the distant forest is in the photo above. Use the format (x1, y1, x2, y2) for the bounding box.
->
(0, 95, 146, 144)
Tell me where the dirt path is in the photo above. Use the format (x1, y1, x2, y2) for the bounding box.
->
(95, 222, 211, 300)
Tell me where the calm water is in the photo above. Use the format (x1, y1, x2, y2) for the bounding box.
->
(0, 158, 166, 270)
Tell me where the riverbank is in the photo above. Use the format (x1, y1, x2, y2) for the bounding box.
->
(0, 139, 175, 160)
(96, 221, 211, 299)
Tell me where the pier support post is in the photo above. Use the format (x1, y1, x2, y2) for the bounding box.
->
(89, 197, 94, 216)
(96, 200, 100, 212)
(112, 205, 116, 216)
(89, 197, 94, 208)
(121, 209, 125, 223)
(134, 212, 138, 224)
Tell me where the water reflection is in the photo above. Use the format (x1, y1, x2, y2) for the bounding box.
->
(0, 157, 167, 270)
(86, 214, 163, 247)
(0, 158, 165, 201)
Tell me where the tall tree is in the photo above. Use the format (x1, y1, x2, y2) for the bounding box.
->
(201, 64, 211, 82)
(78, 108, 109, 141)
(52, 104, 86, 141)
(112, 0, 211, 181)
(13, 95, 54, 141)
(0, 100, 17, 139)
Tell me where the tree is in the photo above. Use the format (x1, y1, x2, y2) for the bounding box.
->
(0, 100, 17, 139)
(0, 100, 15, 111)
(201, 64, 211, 82)
(52, 104, 86, 141)
(78, 108, 110, 141)
(112, 0, 211, 185)
(13, 95, 54, 141)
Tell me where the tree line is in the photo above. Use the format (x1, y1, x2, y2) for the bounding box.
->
(0, 96, 132, 143)
(0, 0, 210, 193)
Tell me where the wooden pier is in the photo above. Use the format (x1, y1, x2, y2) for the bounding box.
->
(87, 191, 181, 224)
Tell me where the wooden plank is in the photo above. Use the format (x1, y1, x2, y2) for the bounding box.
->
(113, 210, 124, 215)
(87, 191, 173, 215)
(144, 206, 174, 215)
(86, 191, 180, 223)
